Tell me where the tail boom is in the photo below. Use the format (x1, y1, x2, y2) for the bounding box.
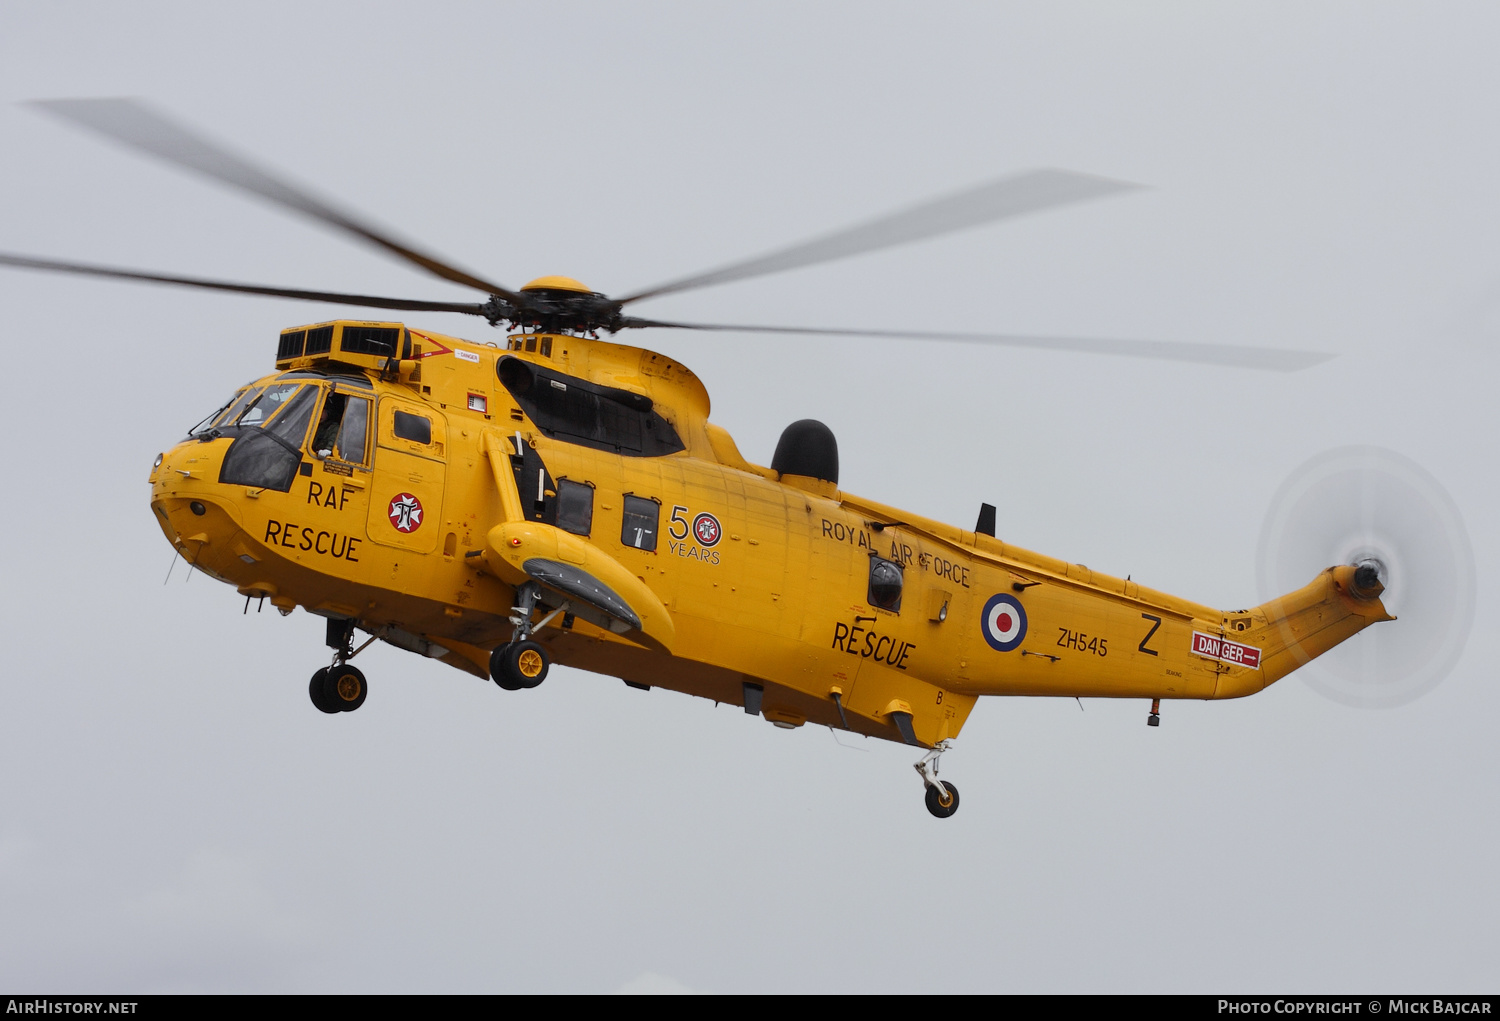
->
(1213, 565, 1394, 699)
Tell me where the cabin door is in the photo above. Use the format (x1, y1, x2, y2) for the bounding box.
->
(366, 398, 448, 554)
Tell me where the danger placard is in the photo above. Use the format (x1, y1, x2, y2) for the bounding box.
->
(1191, 631, 1262, 669)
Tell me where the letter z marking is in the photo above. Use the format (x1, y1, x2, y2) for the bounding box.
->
(1139, 613, 1162, 656)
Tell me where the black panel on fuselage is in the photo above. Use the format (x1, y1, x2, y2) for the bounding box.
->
(497, 356, 685, 457)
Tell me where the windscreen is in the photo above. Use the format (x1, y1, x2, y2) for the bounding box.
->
(236, 382, 303, 427)
(217, 384, 318, 492)
(189, 386, 258, 437)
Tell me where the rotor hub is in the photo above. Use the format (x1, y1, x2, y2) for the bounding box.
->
(482, 280, 625, 335)
(520, 275, 594, 294)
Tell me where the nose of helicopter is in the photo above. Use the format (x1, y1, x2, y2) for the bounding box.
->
(148, 437, 250, 585)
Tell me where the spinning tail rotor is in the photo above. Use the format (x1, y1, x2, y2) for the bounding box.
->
(1255, 446, 1475, 708)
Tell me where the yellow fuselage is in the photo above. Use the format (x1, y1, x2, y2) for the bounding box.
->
(149, 322, 1390, 748)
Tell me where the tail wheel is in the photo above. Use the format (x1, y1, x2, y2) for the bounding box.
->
(491, 640, 549, 690)
(925, 780, 960, 819)
(327, 664, 368, 712)
(308, 668, 340, 714)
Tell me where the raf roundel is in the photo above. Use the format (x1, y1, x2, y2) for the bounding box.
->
(388, 492, 424, 533)
(981, 593, 1028, 652)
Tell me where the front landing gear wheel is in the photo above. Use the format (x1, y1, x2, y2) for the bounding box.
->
(327, 664, 367, 711)
(925, 781, 960, 819)
(309, 668, 340, 714)
(491, 640, 549, 690)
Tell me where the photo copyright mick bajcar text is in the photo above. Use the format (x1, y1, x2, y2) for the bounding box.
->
(1220, 1003, 1492, 1015)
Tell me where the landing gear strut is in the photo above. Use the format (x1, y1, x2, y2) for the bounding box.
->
(309, 618, 370, 713)
(490, 581, 555, 690)
(914, 740, 960, 819)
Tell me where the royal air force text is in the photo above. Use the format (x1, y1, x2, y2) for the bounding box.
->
(821, 519, 970, 588)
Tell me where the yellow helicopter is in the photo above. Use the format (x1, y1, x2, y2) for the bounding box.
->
(0, 100, 1393, 818)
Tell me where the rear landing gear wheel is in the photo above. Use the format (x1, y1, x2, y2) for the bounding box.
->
(309, 668, 340, 714)
(912, 739, 959, 819)
(925, 781, 960, 819)
(490, 640, 549, 690)
(327, 663, 367, 711)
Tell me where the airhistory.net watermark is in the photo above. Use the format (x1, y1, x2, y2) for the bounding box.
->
(5, 1002, 138, 1014)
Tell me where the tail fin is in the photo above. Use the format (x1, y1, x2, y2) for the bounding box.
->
(1214, 565, 1394, 698)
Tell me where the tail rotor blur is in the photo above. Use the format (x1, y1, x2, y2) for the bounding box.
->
(1256, 446, 1475, 708)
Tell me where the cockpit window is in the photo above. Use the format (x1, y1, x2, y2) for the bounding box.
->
(311, 391, 371, 464)
(237, 382, 302, 426)
(192, 382, 304, 437)
(266, 387, 318, 447)
(336, 397, 370, 463)
(189, 386, 258, 437)
(218, 385, 315, 493)
(211, 387, 252, 424)
(313, 392, 347, 457)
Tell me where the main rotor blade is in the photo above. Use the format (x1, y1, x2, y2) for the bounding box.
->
(30, 98, 520, 301)
(0, 252, 488, 316)
(616, 169, 1143, 305)
(621, 317, 1333, 372)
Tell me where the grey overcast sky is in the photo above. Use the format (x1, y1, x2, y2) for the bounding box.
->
(1, 2, 1496, 994)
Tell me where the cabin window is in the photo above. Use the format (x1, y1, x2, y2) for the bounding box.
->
(555, 479, 594, 536)
(393, 410, 432, 445)
(621, 495, 660, 551)
(868, 555, 904, 612)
